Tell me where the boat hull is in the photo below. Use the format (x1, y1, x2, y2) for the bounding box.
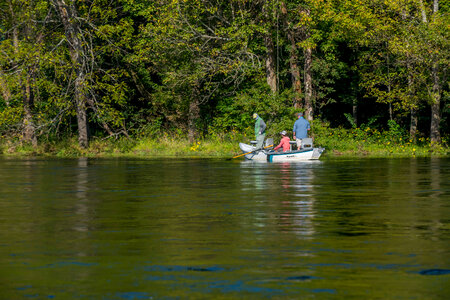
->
(266, 148, 324, 162)
(239, 143, 324, 162)
(238, 143, 268, 161)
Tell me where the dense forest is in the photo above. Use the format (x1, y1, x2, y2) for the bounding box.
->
(0, 0, 448, 150)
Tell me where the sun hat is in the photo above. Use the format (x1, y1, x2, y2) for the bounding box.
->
(280, 130, 287, 135)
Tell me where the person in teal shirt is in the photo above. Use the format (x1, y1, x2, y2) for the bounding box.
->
(253, 113, 266, 150)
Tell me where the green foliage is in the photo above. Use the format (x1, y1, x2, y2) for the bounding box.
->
(0, 0, 448, 151)
(386, 119, 406, 142)
(314, 119, 447, 157)
(344, 113, 357, 128)
(209, 79, 299, 139)
(133, 116, 164, 138)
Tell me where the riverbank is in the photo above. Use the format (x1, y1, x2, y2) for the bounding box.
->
(1, 133, 448, 159)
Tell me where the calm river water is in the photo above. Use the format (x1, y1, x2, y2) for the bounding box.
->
(0, 157, 449, 299)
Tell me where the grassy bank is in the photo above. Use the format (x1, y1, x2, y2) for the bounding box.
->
(313, 125, 449, 158)
(0, 126, 448, 159)
(0, 134, 242, 158)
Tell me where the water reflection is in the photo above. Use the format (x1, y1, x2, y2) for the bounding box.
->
(238, 160, 268, 191)
(0, 157, 448, 299)
(239, 161, 318, 238)
(278, 162, 317, 238)
(21, 159, 36, 193)
(73, 158, 89, 233)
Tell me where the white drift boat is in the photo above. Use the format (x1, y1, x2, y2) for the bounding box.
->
(238, 138, 324, 162)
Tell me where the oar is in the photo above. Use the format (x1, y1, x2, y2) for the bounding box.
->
(229, 144, 273, 160)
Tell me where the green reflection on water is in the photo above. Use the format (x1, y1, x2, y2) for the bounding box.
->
(0, 157, 449, 299)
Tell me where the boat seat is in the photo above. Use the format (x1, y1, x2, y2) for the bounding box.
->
(289, 141, 296, 151)
(301, 138, 313, 149)
(250, 138, 274, 148)
(288, 139, 313, 150)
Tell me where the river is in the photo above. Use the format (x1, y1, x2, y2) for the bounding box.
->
(0, 157, 449, 299)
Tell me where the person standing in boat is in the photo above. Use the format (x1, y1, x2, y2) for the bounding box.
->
(253, 113, 266, 150)
(293, 112, 310, 149)
(273, 130, 291, 152)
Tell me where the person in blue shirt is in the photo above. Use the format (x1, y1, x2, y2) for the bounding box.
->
(292, 112, 310, 149)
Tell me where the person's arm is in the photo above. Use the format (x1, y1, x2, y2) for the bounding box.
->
(293, 124, 296, 140)
(259, 119, 266, 134)
(273, 141, 282, 150)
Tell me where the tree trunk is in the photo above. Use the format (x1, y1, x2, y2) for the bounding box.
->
(386, 52, 393, 121)
(188, 84, 200, 143)
(262, 2, 277, 94)
(280, 2, 302, 109)
(433, 0, 439, 16)
(289, 38, 303, 109)
(388, 103, 393, 121)
(0, 69, 11, 106)
(419, 0, 441, 143)
(430, 64, 441, 143)
(304, 46, 313, 121)
(10, 2, 37, 146)
(264, 33, 277, 94)
(302, 7, 313, 121)
(53, 0, 89, 148)
(75, 76, 89, 147)
(22, 72, 37, 146)
(410, 108, 417, 141)
(430, 0, 441, 143)
(352, 99, 358, 127)
(407, 60, 417, 142)
(419, 0, 428, 23)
